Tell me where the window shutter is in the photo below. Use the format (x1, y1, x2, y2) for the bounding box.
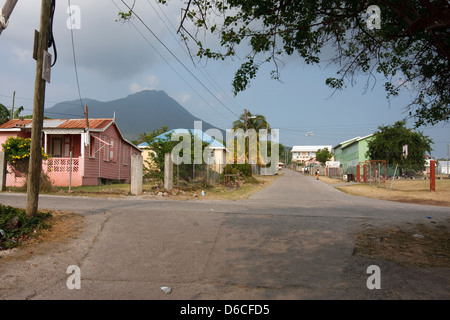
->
(110, 140, 114, 161)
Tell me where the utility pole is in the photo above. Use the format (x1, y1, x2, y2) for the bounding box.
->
(11, 91, 15, 119)
(0, 0, 18, 35)
(26, 0, 52, 217)
(245, 108, 248, 164)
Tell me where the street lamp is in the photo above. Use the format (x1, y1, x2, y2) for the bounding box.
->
(245, 109, 257, 164)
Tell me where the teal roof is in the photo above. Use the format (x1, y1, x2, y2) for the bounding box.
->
(138, 129, 225, 149)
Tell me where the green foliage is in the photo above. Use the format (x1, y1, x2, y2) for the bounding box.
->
(2, 136, 49, 176)
(0, 204, 51, 250)
(231, 110, 275, 165)
(143, 128, 208, 185)
(223, 163, 252, 180)
(0, 102, 24, 125)
(150, 0, 449, 127)
(316, 148, 333, 164)
(366, 121, 433, 172)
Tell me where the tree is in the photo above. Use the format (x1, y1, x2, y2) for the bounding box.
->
(366, 120, 433, 172)
(0, 103, 24, 125)
(119, 0, 449, 126)
(143, 127, 207, 184)
(231, 110, 272, 165)
(138, 125, 169, 144)
(316, 148, 333, 164)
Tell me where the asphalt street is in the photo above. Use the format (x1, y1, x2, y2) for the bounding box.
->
(0, 168, 449, 300)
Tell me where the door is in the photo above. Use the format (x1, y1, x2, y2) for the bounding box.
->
(52, 138, 62, 157)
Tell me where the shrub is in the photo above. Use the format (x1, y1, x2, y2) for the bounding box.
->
(223, 163, 251, 178)
(0, 204, 52, 250)
(2, 136, 49, 177)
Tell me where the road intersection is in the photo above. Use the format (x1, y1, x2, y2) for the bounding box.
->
(0, 169, 449, 299)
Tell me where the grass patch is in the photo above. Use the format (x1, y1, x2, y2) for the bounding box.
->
(0, 204, 52, 250)
(354, 220, 450, 268)
(337, 179, 450, 207)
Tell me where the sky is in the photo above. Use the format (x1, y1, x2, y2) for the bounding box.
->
(0, 0, 448, 159)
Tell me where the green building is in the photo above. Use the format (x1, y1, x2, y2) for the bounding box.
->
(333, 134, 374, 176)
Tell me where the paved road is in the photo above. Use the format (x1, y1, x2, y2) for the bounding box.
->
(0, 169, 449, 300)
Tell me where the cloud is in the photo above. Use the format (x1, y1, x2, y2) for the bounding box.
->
(177, 92, 191, 104)
(12, 48, 32, 63)
(129, 75, 161, 93)
(3, 0, 182, 80)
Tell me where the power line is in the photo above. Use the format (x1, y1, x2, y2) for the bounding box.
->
(119, 0, 240, 119)
(110, 1, 233, 124)
(67, 0, 84, 114)
(147, 0, 244, 114)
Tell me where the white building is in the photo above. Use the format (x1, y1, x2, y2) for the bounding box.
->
(291, 145, 333, 163)
(438, 161, 450, 175)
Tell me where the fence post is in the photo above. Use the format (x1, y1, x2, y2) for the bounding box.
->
(69, 151, 72, 192)
(131, 154, 143, 195)
(430, 159, 436, 191)
(0, 152, 6, 191)
(164, 152, 173, 191)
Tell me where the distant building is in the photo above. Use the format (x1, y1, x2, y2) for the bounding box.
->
(438, 161, 450, 175)
(333, 135, 374, 175)
(291, 145, 333, 164)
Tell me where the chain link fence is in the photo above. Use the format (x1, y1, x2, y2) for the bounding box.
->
(173, 163, 224, 188)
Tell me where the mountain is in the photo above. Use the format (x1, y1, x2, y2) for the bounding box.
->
(44, 90, 222, 141)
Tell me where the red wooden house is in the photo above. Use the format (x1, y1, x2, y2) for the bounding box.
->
(0, 118, 141, 187)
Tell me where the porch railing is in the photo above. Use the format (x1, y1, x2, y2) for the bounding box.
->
(5, 157, 84, 188)
(43, 157, 83, 187)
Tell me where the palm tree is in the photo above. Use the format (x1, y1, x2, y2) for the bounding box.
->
(232, 110, 270, 133)
(0, 103, 24, 125)
(231, 110, 271, 165)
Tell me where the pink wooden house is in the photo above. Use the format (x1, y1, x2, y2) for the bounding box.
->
(0, 118, 141, 187)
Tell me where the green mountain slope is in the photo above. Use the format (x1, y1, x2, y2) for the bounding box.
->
(44, 90, 222, 141)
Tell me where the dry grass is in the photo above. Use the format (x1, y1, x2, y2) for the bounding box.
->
(199, 175, 279, 200)
(141, 174, 280, 201)
(354, 220, 450, 267)
(328, 178, 450, 207)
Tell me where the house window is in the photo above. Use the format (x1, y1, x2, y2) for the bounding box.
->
(110, 139, 115, 161)
(104, 135, 110, 161)
(90, 135, 96, 158)
(123, 146, 128, 165)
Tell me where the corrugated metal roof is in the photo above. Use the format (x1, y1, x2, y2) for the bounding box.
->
(0, 119, 33, 129)
(0, 118, 114, 130)
(59, 119, 113, 129)
(42, 119, 67, 128)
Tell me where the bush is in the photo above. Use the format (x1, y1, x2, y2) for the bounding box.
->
(0, 204, 52, 250)
(222, 163, 252, 181)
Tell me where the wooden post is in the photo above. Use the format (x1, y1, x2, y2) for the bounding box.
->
(0, 0, 18, 35)
(245, 109, 248, 163)
(0, 151, 6, 191)
(430, 159, 436, 192)
(26, 0, 52, 217)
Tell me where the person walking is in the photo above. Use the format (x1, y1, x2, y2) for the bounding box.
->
(316, 169, 320, 180)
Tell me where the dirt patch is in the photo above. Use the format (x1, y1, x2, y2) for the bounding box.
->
(353, 219, 450, 268)
(336, 182, 450, 207)
(0, 210, 84, 262)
